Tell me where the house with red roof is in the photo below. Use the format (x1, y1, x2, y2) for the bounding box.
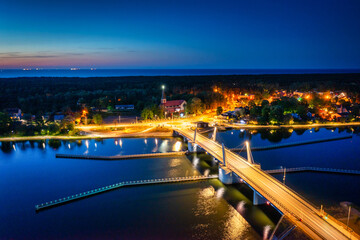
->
(160, 87, 186, 115)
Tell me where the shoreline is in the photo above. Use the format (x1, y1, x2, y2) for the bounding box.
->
(224, 122, 360, 129)
(1, 122, 360, 141)
(0, 131, 174, 142)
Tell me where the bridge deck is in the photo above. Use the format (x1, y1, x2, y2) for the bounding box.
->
(175, 128, 358, 240)
(56, 151, 187, 160)
(266, 167, 360, 175)
(35, 175, 217, 211)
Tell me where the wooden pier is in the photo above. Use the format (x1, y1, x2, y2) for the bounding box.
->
(35, 175, 218, 211)
(56, 151, 187, 160)
(266, 167, 360, 175)
(231, 135, 352, 152)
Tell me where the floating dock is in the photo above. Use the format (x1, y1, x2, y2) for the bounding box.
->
(56, 151, 187, 160)
(231, 135, 352, 152)
(266, 167, 360, 175)
(35, 175, 218, 211)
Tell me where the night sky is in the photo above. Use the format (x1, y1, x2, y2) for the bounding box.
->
(1, 0, 360, 69)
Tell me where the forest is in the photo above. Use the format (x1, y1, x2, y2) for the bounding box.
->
(1, 73, 360, 115)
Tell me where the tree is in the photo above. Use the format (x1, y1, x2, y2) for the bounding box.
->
(141, 108, 154, 120)
(216, 106, 223, 115)
(261, 100, 269, 107)
(261, 105, 271, 122)
(93, 114, 103, 125)
(0, 112, 11, 135)
(269, 106, 284, 124)
(151, 105, 164, 119)
(186, 97, 204, 115)
(296, 105, 308, 120)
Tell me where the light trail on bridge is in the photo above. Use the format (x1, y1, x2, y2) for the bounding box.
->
(176, 128, 358, 240)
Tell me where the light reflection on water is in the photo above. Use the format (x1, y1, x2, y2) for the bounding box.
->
(0, 137, 262, 239)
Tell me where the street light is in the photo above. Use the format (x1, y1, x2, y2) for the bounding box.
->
(162, 85, 165, 90)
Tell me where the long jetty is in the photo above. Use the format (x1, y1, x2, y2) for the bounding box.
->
(266, 167, 360, 175)
(35, 175, 218, 211)
(56, 151, 187, 160)
(230, 135, 352, 152)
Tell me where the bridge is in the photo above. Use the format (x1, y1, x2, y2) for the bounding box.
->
(56, 151, 187, 160)
(175, 127, 358, 240)
(35, 175, 218, 211)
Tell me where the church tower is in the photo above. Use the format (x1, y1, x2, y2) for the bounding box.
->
(161, 85, 166, 104)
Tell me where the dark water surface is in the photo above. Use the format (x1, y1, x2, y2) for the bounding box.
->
(1, 68, 359, 78)
(1, 138, 260, 240)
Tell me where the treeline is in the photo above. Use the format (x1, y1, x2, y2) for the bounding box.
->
(1, 73, 360, 115)
(0, 112, 79, 136)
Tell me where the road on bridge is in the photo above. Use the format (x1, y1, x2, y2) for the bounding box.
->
(177, 128, 357, 240)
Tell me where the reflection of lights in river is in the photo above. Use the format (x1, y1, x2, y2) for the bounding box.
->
(85, 140, 89, 148)
(263, 225, 272, 240)
(216, 187, 225, 199)
(231, 131, 233, 135)
(95, 143, 97, 148)
(240, 129, 245, 132)
(12, 144, 16, 151)
(144, 139, 147, 144)
(173, 141, 182, 151)
(199, 187, 215, 198)
(119, 139, 123, 147)
(236, 201, 246, 214)
(68, 144, 71, 149)
(42, 143, 45, 148)
(155, 139, 158, 145)
(115, 140, 118, 145)
(192, 155, 200, 167)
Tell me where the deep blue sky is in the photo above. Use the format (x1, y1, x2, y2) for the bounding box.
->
(1, 0, 360, 69)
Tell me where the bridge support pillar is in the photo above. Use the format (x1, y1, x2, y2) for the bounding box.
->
(187, 142, 197, 152)
(218, 164, 241, 184)
(253, 191, 267, 205)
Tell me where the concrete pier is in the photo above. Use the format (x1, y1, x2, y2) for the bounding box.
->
(56, 151, 187, 160)
(35, 175, 218, 211)
(266, 167, 360, 175)
(231, 135, 352, 152)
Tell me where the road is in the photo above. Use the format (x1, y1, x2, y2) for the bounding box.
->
(177, 128, 358, 240)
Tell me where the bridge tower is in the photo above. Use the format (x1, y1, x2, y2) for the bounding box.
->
(245, 141, 254, 164)
(222, 143, 226, 166)
(188, 128, 198, 152)
(245, 141, 261, 169)
(193, 127, 197, 142)
(212, 127, 217, 141)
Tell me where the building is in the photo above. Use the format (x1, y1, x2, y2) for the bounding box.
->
(5, 108, 22, 120)
(193, 121, 209, 128)
(160, 86, 186, 115)
(54, 114, 65, 122)
(115, 105, 135, 110)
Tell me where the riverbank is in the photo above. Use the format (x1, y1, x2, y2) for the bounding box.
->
(0, 127, 174, 142)
(1, 122, 360, 141)
(223, 122, 360, 129)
